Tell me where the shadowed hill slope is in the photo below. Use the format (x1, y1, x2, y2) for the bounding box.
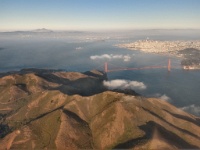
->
(0, 69, 200, 149)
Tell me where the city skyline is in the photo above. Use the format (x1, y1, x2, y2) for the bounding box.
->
(1, 0, 200, 31)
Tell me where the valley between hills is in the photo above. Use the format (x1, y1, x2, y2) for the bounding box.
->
(0, 69, 200, 149)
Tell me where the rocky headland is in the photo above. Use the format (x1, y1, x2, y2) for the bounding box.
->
(0, 69, 200, 149)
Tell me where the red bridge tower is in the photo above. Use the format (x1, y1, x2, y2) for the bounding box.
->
(168, 58, 171, 72)
(104, 62, 108, 73)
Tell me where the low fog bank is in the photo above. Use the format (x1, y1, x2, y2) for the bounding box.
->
(90, 54, 133, 62)
(103, 79, 147, 91)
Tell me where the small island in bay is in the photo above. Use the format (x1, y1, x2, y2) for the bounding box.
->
(117, 40, 200, 69)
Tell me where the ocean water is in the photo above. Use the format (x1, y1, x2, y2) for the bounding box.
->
(0, 34, 200, 115)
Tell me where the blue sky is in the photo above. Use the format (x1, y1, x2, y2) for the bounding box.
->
(1, 0, 200, 31)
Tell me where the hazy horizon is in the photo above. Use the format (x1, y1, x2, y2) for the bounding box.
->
(1, 28, 200, 33)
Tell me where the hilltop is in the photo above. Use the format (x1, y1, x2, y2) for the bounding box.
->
(0, 69, 200, 149)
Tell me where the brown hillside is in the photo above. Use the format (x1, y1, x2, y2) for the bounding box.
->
(0, 69, 199, 149)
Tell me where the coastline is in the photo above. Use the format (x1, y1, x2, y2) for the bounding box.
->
(116, 40, 200, 70)
(116, 40, 200, 54)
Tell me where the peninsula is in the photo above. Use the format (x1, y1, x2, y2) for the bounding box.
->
(117, 40, 200, 69)
(117, 40, 200, 55)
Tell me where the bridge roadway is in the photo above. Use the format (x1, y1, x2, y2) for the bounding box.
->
(107, 65, 168, 73)
(104, 58, 172, 73)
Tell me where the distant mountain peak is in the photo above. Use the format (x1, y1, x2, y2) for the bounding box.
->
(32, 28, 53, 33)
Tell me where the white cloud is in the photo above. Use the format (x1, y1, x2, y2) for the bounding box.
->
(152, 93, 172, 103)
(75, 47, 83, 50)
(112, 55, 123, 59)
(181, 104, 200, 116)
(123, 55, 131, 62)
(90, 54, 111, 60)
(103, 79, 146, 90)
(90, 54, 132, 62)
(160, 94, 171, 102)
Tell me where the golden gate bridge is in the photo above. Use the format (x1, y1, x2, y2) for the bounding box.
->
(103, 58, 173, 73)
(52, 57, 180, 73)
